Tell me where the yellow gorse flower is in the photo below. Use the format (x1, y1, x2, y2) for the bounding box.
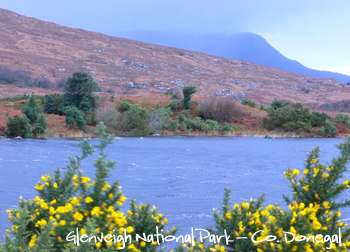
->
(73, 212, 84, 222)
(85, 197, 93, 204)
(292, 169, 299, 176)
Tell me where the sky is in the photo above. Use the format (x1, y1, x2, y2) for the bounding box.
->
(0, 0, 349, 75)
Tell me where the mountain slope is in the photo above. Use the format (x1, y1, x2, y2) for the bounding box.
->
(0, 8, 350, 111)
(121, 31, 350, 83)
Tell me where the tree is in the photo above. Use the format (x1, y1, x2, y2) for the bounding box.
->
(182, 86, 197, 109)
(21, 94, 43, 124)
(44, 95, 55, 114)
(44, 94, 65, 115)
(63, 71, 98, 112)
(5, 115, 32, 138)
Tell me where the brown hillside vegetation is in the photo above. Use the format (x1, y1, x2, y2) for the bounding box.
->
(0, 8, 350, 112)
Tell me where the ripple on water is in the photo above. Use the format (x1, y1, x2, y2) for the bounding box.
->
(0, 137, 349, 240)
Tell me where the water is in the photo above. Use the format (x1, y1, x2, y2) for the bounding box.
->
(0, 136, 349, 242)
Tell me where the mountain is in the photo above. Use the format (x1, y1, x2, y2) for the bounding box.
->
(0, 8, 350, 111)
(121, 31, 350, 83)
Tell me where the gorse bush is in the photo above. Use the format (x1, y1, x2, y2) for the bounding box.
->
(263, 103, 311, 132)
(325, 118, 337, 137)
(260, 105, 272, 112)
(179, 110, 218, 133)
(271, 100, 290, 110)
(335, 114, 350, 128)
(180, 137, 350, 252)
(168, 101, 182, 112)
(310, 111, 330, 127)
(241, 98, 257, 108)
(118, 101, 132, 112)
(1, 123, 175, 251)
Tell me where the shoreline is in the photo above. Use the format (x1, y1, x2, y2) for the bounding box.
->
(2, 130, 348, 139)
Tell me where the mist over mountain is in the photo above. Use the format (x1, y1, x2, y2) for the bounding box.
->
(121, 31, 350, 83)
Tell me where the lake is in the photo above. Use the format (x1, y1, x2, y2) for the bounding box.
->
(1, 136, 349, 241)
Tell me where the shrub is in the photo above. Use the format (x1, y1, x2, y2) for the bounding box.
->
(200, 119, 219, 132)
(317, 126, 326, 136)
(0, 65, 32, 87)
(165, 90, 182, 100)
(64, 106, 86, 131)
(325, 118, 336, 137)
(271, 99, 290, 110)
(168, 101, 182, 112)
(182, 86, 197, 109)
(2, 123, 175, 251)
(263, 102, 311, 131)
(5, 115, 32, 138)
(84, 110, 96, 126)
(0, 65, 67, 90)
(169, 120, 179, 131)
(283, 121, 311, 132)
(171, 92, 182, 100)
(259, 104, 272, 111)
(310, 111, 330, 127)
(179, 111, 218, 132)
(118, 101, 132, 112)
(33, 76, 55, 89)
(241, 98, 256, 107)
(109, 93, 115, 102)
(116, 106, 147, 135)
(219, 122, 233, 131)
(133, 104, 147, 117)
(95, 106, 119, 133)
(335, 113, 350, 127)
(33, 115, 48, 136)
(197, 97, 243, 123)
(146, 107, 175, 132)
